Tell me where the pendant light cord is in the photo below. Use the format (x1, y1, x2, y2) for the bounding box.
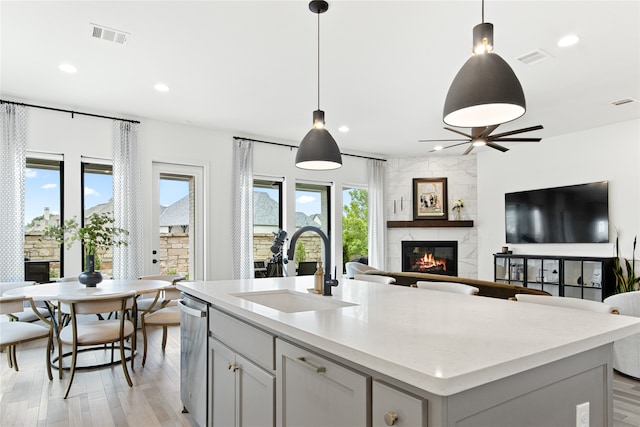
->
(481, 0, 485, 23)
(317, 11, 321, 110)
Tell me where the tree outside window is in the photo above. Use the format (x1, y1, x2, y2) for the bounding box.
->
(342, 188, 368, 270)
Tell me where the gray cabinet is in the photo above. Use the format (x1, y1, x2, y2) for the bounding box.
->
(276, 338, 369, 427)
(372, 381, 427, 427)
(209, 308, 276, 427)
(210, 338, 275, 427)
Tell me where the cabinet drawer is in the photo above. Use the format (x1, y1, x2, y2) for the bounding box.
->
(373, 380, 427, 427)
(209, 307, 275, 370)
(276, 338, 369, 426)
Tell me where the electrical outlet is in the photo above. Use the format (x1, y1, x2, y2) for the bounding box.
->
(576, 402, 589, 427)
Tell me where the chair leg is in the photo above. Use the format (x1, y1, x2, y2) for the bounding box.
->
(63, 343, 78, 399)
(119, 337, 133, 387)
(11, 345, 19, 371)
(6, 346, 13, 369)
(161, 326, 168, 351)
(58, 336, 63, 379)
(45, 333, 53, 381)
(142, 321, 148, 367)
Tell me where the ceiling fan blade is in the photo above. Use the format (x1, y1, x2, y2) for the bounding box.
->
(418, 138, 469, 143)
(462, 144, 475, 155)
(475, 124, 500, 139)
(485, 141, 509, 152)
(489, 125, 544, 139)
(492, 137, 542, 142)
(428, 141, 470, 152)
(443, 127, 473, 139)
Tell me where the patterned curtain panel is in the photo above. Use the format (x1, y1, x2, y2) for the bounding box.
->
(112, 120, 143, 279)
(232, 139, 254, 279)
(368, 159, 386, 270)
(0, 104, 27, 281)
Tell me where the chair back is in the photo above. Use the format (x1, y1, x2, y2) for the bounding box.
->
(354, 274, 396, 285)
(515, 294, 618, 314)
(138, 274, 186, 285)
(0, 281, 36, 295)
(58, 291, 136, 316)
(415, 281, 480, 295)
(0, 296, 28, 314)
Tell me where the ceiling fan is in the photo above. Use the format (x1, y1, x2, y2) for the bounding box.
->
(419, 124, 543, 155)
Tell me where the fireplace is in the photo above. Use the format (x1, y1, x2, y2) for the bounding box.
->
(402, 241, 458, 276)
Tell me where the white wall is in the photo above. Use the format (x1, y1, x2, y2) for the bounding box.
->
(21, 102, 368, 280)
(476, 119, 640, 281)
(384, 156, 478, 278)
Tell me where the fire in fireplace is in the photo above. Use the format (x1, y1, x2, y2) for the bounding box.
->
(402, 241, 458, 276)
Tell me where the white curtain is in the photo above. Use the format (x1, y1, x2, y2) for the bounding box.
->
(368, 159, 386, 270)
(232, 139, 254, 279)
(0, 104, 27, 281)
(112, 120, 144, 279)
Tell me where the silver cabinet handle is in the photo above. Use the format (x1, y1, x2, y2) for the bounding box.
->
(295, 357, 326, 373)
(178, 300, 206, 317)
(227, 363, 239, 372)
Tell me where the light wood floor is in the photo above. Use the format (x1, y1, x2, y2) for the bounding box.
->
(2, 325, 639, 426)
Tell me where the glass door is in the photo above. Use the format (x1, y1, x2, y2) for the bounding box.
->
(151, 162, 204, 280)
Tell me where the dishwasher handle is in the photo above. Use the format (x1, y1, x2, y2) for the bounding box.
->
(179, 299, 207, 318)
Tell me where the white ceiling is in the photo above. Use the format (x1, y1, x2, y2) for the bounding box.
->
(1, 1, 639, 157)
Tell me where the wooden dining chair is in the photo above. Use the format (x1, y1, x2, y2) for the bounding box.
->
(0, 296, 54, 380)
(136, 274, 186, 312)
(56, 291, 136, 399)
(0, 281, 52, 322)
(140, 285, 182, 366)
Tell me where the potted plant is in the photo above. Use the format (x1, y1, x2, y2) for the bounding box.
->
(613, 235, 639, 293)
(43, 212, 128, 286)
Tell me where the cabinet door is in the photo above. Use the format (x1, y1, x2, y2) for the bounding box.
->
(372, 381, 427, 427)
(276, 339, 369, 427)
(237, 353, 275, 427)
(211, 338, 237, 427)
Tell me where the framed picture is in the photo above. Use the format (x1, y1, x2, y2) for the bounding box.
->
(413, 177, 448, 220)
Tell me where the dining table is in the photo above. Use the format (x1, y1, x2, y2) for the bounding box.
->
(4, 279, 172, 369)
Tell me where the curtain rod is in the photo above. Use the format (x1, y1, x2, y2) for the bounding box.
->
(0, 99, 140, 124)
(233, 136, 386, 162)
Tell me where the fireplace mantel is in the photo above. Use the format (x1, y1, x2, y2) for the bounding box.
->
(387, 220, 473, 228)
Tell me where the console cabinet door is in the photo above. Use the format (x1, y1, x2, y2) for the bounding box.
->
(372, 381, 427, 427)
(276, 339, 369, 427)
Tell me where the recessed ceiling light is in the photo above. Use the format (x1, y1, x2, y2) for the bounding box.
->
(154, 83, 170, 92)
(338, 126, 349, 132)
(434, 145, 443, 151)
(557, 35, 579, 47)
(59, 63, 78, 73)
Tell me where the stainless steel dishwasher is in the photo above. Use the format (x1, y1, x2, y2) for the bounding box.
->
(179, 293, 208, 427)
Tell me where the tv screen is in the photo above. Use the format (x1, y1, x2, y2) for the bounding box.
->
(505, 182, 609, 244)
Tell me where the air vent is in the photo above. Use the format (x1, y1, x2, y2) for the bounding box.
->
(90, 23, 130, 45)
(611, 98, 639, 106)
(517, 49, 553, 65)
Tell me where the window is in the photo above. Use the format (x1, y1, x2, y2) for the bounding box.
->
(158, 174, 191, 276)
(253, 179, 282, 276)
(294, 183, 330, 272)
(24, 157, 63, 279)
(82, 162, 114, 276)
(342, 187, 368, 268)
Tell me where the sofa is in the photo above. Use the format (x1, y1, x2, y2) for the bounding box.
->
(346, 263, 550, 299)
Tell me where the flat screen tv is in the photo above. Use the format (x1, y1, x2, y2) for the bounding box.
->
(505, 182, 609, 244)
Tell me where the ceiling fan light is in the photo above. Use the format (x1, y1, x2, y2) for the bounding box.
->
(472, 139, 487, 147)
(444, 53, 526, 127)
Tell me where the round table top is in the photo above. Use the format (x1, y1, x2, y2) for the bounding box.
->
(3, 279, 170, 301)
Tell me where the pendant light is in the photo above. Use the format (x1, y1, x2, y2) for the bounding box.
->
(443, 0, 526, 127)
(295, 0, 342, 170)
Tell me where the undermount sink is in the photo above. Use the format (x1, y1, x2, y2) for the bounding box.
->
(232, 289, 357, 313)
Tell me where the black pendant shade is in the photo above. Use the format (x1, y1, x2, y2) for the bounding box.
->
(444, 16, 526, 127)
(296, 0, 342, 170)
(296, 109, 342, 170)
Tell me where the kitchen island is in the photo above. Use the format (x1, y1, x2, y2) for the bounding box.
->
(178, 276, 640, 427)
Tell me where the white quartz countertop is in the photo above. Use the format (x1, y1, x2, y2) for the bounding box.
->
(178, 277, 640, 396)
